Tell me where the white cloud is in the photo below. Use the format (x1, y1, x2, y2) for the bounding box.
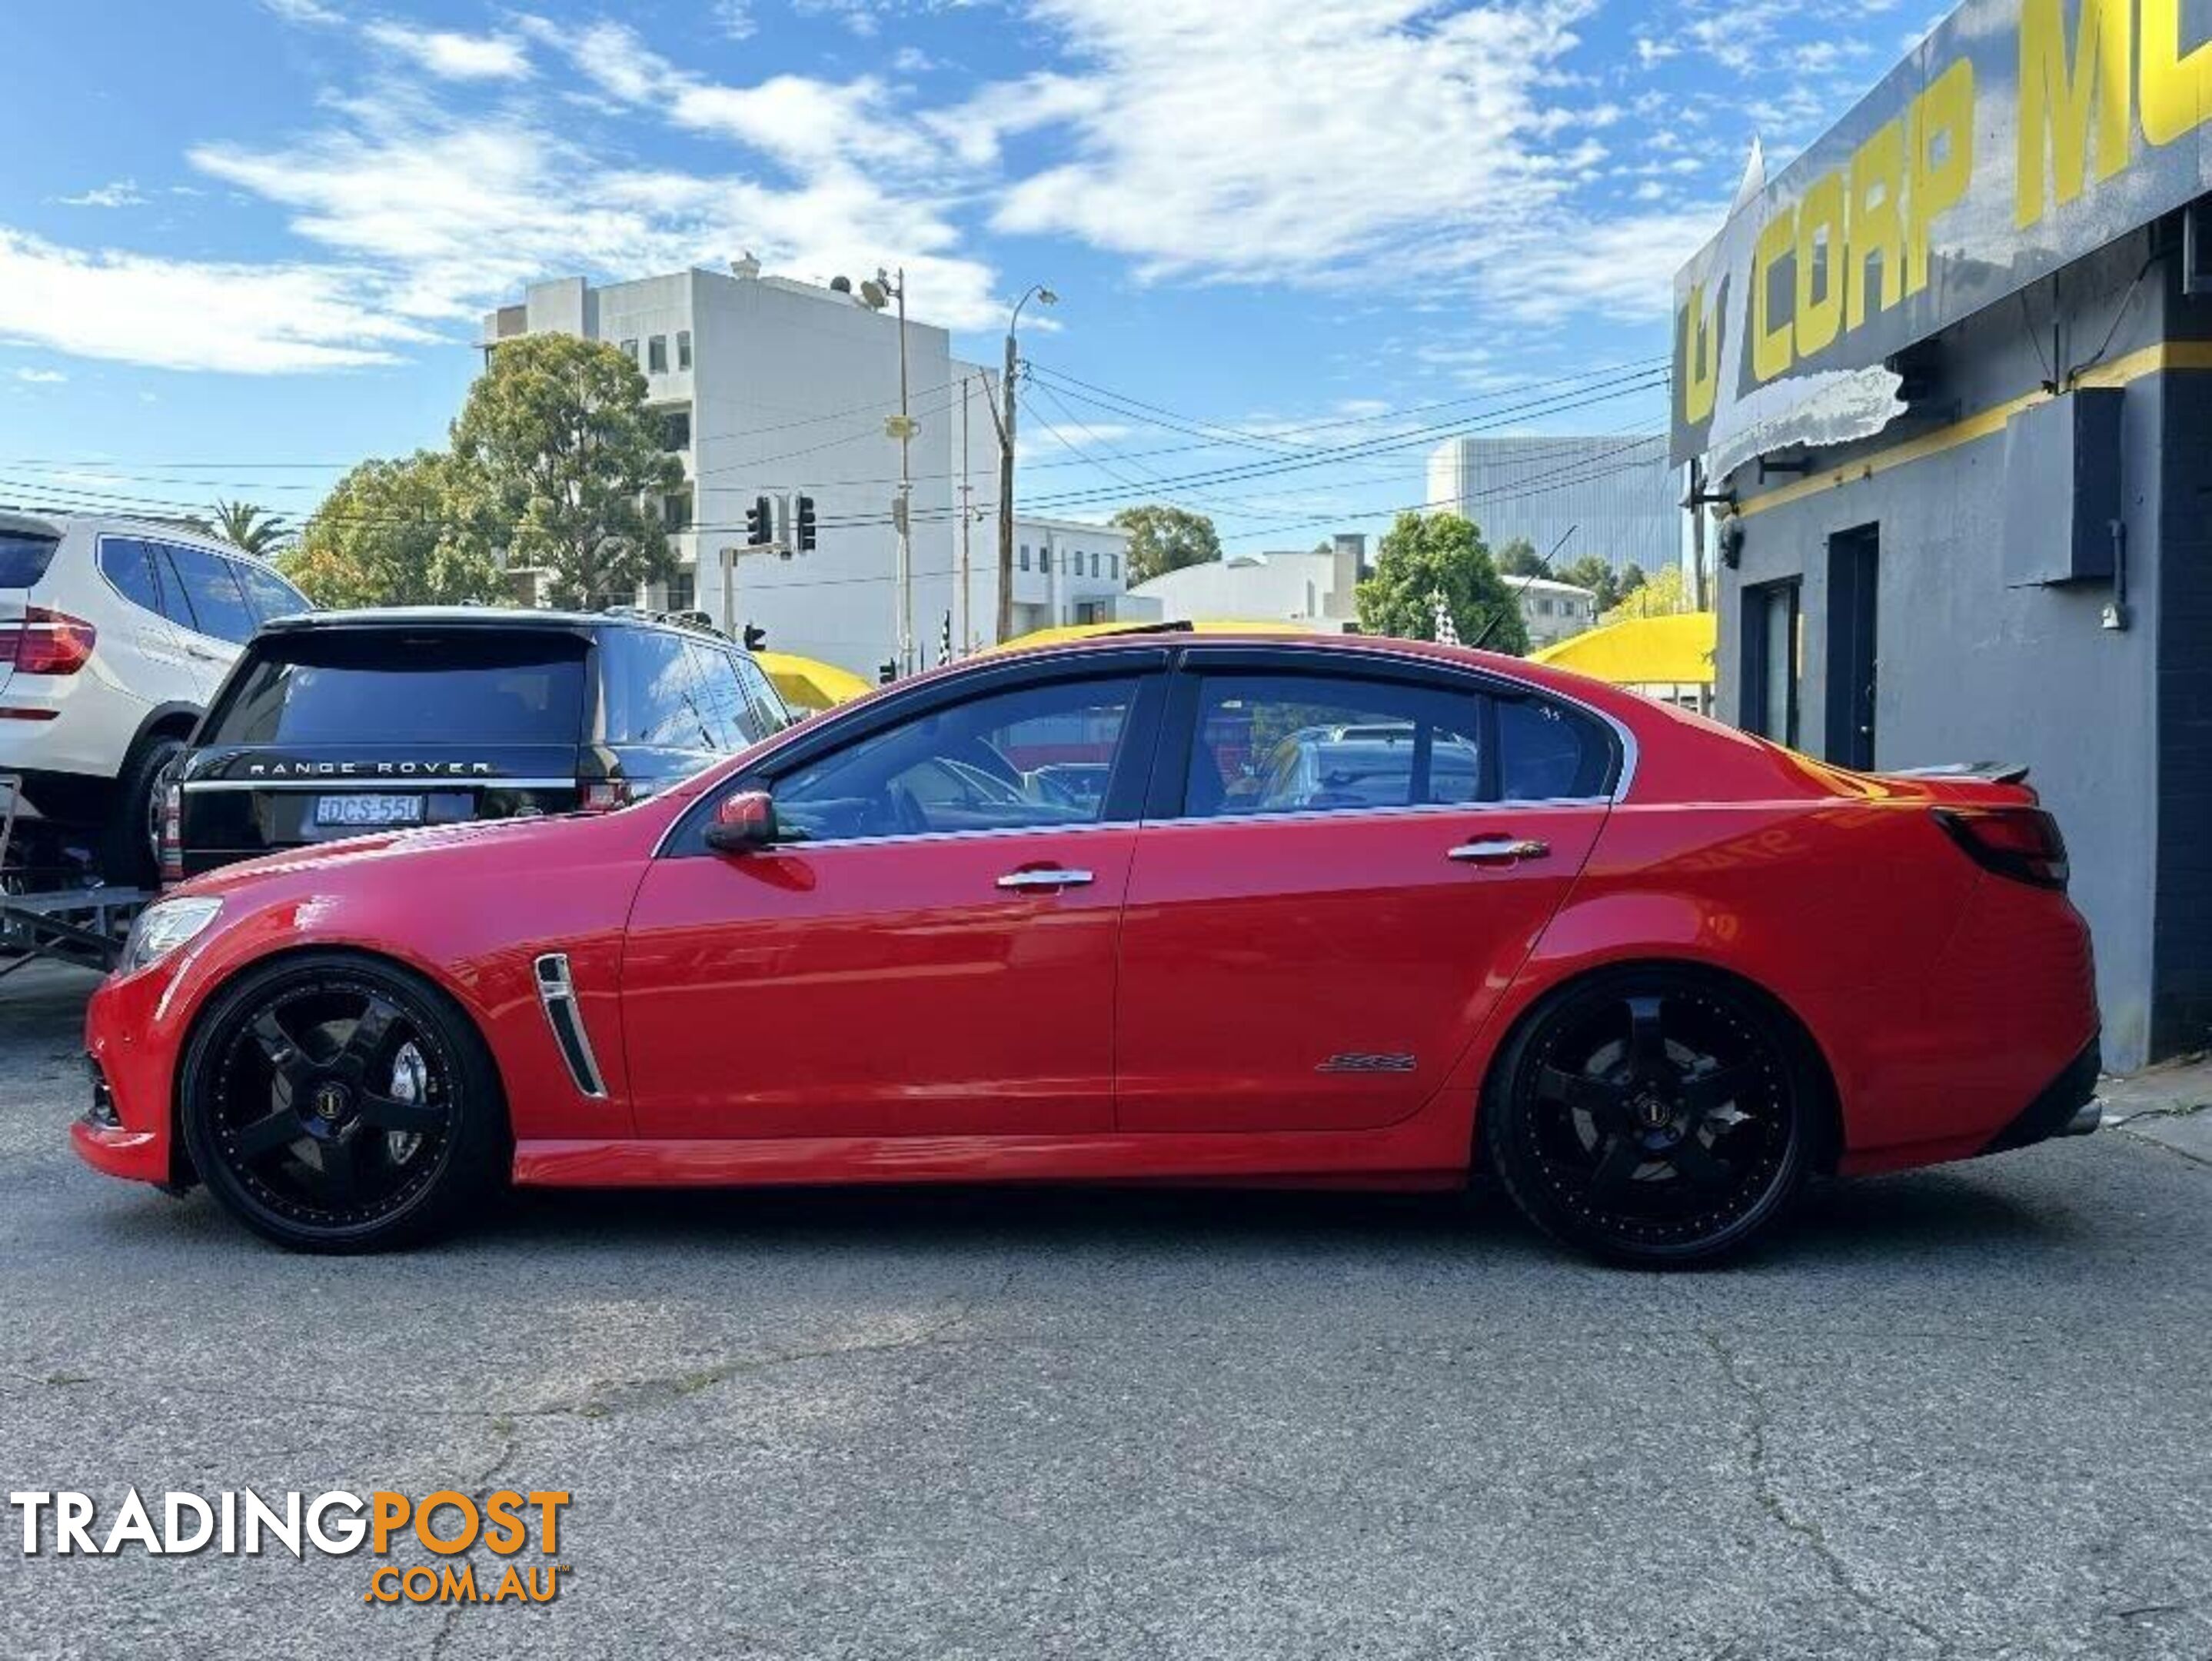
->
(259, 0, 344, 23)
(0, 228, 429, 373)
(1482, 208, 1724, 323)
(14, 368, 68, 384)
(966, 0, 1605, 290)
(59, 181, 148, 209)
(361, 22, 531, 82)
(713, 0, 757, 38)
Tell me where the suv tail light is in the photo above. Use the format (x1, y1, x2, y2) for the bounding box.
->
(159, 782, 184, 887)
(0, 607, 98, 674)
(1933, 806, 2070, 890)
(579, 780, 633, 814)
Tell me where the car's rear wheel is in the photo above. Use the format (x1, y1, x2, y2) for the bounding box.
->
(179, 954, 505, 1252)
(101, 733, 185, 887)
(1484, 967, 1818, 1266)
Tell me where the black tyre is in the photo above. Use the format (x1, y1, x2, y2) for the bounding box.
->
(178, 953, 507, 1252)
(1484, 967, 1819, 1266)
(101, 732, 185, 887)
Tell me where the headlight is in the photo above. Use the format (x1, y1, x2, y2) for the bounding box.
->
(119, 896, 223, 974)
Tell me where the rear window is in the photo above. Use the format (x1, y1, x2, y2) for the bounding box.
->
(209, 631, 587, 747)
(0, 531, 60, 589)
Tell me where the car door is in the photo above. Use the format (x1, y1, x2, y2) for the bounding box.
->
(152, 541, 259, 699)
(1113, 652, 1618, 1134)
(621, 657, 1166, 1140)
(92, 537, 198, 703)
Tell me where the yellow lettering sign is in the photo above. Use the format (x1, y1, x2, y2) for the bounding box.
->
(2018, 0, 2131, 225)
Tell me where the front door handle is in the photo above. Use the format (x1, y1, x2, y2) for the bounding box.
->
(996, 867, 1094, 890)
(1447, 837, 1549, 864)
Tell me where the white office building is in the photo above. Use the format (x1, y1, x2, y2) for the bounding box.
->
(1426, 435, 1677, 576)
(1128, 535, 1369, 631)
(480, 265, 1127, 675)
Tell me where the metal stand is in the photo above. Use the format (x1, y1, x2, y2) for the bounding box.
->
(0, 775, 150, 979)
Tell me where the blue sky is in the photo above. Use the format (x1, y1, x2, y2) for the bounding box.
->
(0, 0, 1936, 551)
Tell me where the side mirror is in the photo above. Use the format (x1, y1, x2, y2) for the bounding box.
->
(704, 789, 777, 854)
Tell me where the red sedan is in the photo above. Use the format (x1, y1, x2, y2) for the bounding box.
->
(75, 634, 2101, 1263)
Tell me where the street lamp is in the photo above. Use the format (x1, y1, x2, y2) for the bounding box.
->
(995, 283, 1056, 644)
(860, 268, 917, 674)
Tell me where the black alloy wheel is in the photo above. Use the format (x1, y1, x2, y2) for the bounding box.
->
(1485, 969, 1818, 1265)
(180, 954, 504, 1251)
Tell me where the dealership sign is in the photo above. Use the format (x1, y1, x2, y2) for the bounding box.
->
(1672, 0, 2212, 469)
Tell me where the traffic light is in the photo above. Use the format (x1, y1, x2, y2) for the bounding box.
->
(794, 494, 817, 553)
(744, 495, 772, 547)
(742, 623, 767, 652)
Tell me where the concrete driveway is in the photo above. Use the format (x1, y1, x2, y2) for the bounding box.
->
(3, 960, 2209, 1660)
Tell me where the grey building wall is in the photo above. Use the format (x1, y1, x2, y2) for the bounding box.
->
(1427, 435, 1675, 574)
(1712, 228, 2196, 1069)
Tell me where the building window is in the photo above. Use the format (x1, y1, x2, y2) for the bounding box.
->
(1090, 551, 1101, 578)
(666, 571, 695, 612)
(619, 338, 638, 365)
(1536, 597, 1554, 616)
(1741, 579, 1802, 748)
(661, 408, 691, 451)
(676, 330, 692, 370)
(1019, 544, 1030, 571)
(1108, 553, 1118, 581)
(663, 489, 693, 531)
(647, 335, 668, 374)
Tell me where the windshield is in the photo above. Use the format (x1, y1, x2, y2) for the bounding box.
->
(209, 631, 587, 747)
(0, 531, 60, 589)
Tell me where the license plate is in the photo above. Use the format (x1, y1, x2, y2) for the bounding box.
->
(316, 793, 424, 827)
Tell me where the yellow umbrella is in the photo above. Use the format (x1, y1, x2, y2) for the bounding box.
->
(1528, 612, 1716, 686)
(753, 650, 873, 712)
(985, 617, 1316, 654)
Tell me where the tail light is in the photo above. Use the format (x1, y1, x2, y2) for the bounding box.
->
(1933, 806, 2070, 890)
(159, 782, 184, 887)
(578, 780, 633, 813)
(0, 607, 97, 674)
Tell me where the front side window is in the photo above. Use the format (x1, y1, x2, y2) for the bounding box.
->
(772, 676, 1136, 843)
(161, 543, 258, 644)
(235, 559, 311, 621)
(731, 651, 792, 736)
(684, 641, 757, 749)
(1183, 671, 1486, 818)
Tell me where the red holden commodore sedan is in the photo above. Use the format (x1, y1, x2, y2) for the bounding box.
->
(74, 633, 2101, 1264)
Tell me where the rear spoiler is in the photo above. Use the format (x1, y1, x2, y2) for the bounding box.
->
(1884, 761, 2032, 785)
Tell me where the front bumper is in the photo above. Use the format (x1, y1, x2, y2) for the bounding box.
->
(72, 967, 181, 1186)
(1980, 1035, 2102, 1155)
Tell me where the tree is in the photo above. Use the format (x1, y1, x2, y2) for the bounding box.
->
(211, 500, 291, 558)
(1618, 562, 1648, 598)
(1601, 564, 1690, 624)
(1355, 512, 1528, 655)
(450, 333, 683, 609)
(1109, 504, 1221, 584)
(279, 452, 507, 609)
(1557, 553, 1621, 613)
(1495, 538, 1549, 579)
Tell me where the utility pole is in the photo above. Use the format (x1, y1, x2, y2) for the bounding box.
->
(892, 267, 913, 676)
(996, 284, 1056, 644)
(958, 374, 973, 657)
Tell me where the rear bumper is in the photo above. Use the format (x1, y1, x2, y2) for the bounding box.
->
(1980, 1035, 2102, 1155)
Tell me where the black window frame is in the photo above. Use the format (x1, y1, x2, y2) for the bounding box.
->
(1143, 645, 1622, 821)
(660, 646, 1172, 858)
(1741, 578, 1802, 750)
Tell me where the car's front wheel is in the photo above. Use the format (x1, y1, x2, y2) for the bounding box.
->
(1484, 968, 1820, 1266)
(178, 954, 506, 1252)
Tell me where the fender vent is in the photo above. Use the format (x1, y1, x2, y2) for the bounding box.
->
(533, 953, 608, 1099)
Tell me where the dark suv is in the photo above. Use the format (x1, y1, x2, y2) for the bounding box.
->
(169, 607, 793, 880)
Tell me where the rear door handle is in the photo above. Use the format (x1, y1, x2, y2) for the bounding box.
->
(996, 867, 1094, 890)
(1447, 837, 1549, 864)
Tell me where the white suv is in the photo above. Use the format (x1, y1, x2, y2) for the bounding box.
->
(0, 511, 311, 884)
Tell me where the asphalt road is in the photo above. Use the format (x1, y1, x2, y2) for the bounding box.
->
(3, 959, 2209, 1660)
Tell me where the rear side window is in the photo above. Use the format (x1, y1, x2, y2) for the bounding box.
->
(235, 560, 310, 621)
(600, 629, 713, 749)
(1185, 672, 1486, 817)
(98, 538, 162, 613)
(161, 543, 258, 644)
(209, 631, 588, 746)
(1496, 696, 1611, 801)
(0, 531, 60, 588)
